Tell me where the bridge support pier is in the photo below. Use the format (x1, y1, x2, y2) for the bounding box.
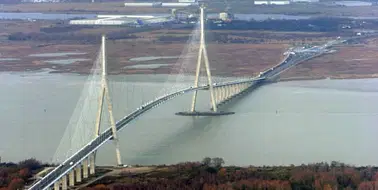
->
(224, 87, 228, 99)
(219, 87, 224, 103)
(230, 86, 234, 97)
(89, 153, 95, 175)
(61, 175, 67, 190)
(76, 165, 82, 183)
(53, 180, 60, 190)
(214, 88, 220, 104)
(83, 158, 89, 179)
(69, 170, 75, 186)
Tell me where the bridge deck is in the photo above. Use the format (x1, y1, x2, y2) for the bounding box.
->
(28, 38, 340, 190)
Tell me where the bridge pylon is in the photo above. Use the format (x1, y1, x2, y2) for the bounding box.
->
(176, 5, 234, 116)
(92, 35, 123, 168)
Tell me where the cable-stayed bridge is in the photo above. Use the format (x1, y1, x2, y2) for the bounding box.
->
(27, 5, 342, 190)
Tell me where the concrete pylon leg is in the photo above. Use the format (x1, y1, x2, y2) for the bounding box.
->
(215, 88, 222, 104)
(54, 180, 60, 190)
(61, 175, 67, 190)
(213, 88, 217, 104)
(90, 153, 95, 175)
(83, 158, 89, 179)
(220, 87, 224, 102)
(225, 87, 229, 99)
(69, 170, 75, 186)
(76, 165, 82, 183)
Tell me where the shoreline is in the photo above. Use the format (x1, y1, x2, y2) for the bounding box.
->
(3, 69, 378, 83)
(2, 2, 378, 17)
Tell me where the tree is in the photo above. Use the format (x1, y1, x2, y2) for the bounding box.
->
(202, 157, 211, 166)
(92, 184, 109, 190)
(19, 168, 31, 179)
(218, 168, 227, 177)
(8, 178, 24, 190)
(211, 158, 224, 168)
(18, 158, 42, 171)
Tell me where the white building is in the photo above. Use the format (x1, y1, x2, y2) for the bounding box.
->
(254, 0, 269, 5)
(22, 0, 59, 2)
(254, 0, 290, 5)
(178, 0, 197, 2)
(291, 0, 319, 3)
(271, 1, 290, 5)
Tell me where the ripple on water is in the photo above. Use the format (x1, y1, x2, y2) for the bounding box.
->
(0, 58, 21, 61)
(44, 58, 90, 65)
(29, 52, 87, 57)
(124, 64, 171, 69)
(129, 56, 180, 62)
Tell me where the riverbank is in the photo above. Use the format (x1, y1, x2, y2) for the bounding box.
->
(3, 158, 378, 189)
(1, 18, 378, 81)
(81, 158, 377, 190)
(2, 36, 378, 81)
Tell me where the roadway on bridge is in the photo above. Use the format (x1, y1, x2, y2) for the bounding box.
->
(28, 39, 339, 190)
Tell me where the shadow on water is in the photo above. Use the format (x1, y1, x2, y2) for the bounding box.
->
(218, 82, 267, 111)
(127, 114, 217, 164)
(126, 82, 270, 165)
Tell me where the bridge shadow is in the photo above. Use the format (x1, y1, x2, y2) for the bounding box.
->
(125, 114, 217, 165)
(124, 81, 274, 165)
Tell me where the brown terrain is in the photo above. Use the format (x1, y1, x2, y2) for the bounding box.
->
(1, 18, 378, 80)
(279, 38, 378, 80)
(0, 20, 291, 77)
(2, 2, 378, 17)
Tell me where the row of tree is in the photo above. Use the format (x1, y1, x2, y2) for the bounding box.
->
(84, 158, 378, 190)
(0, 158, 45, 190)
(207, 17, 372, 32)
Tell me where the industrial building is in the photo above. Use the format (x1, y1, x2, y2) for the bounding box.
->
(69, 15, 176, 26)
(124, 2, 163, 7)
(69, 18, 135, 25)
(291, 0, 319, 3)
(254, 0, 290, 5)
(124, 0, 198, 7)
(22, 0, 59, 2)
(178, 0, 197, 2)
(219, 12, 234, 21)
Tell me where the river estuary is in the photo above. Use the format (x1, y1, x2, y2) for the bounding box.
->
(1, 71, 378, 166)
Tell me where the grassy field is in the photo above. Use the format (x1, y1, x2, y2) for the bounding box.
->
(1, 19, 378, 80)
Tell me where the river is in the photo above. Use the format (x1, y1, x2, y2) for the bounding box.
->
(1, 71, 378, 166)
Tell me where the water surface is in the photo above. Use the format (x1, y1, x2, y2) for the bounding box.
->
(44, 58, 90, 65)
(124, 63, 171, 69)
(29, 52, 87, 57)
(332, 1, 372, 6)
(129, 56, 179, 62)
(1, 72, 378, 166)
(0, 58, 20, 61)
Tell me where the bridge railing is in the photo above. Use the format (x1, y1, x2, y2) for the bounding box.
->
(30, 79, 273, 190)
